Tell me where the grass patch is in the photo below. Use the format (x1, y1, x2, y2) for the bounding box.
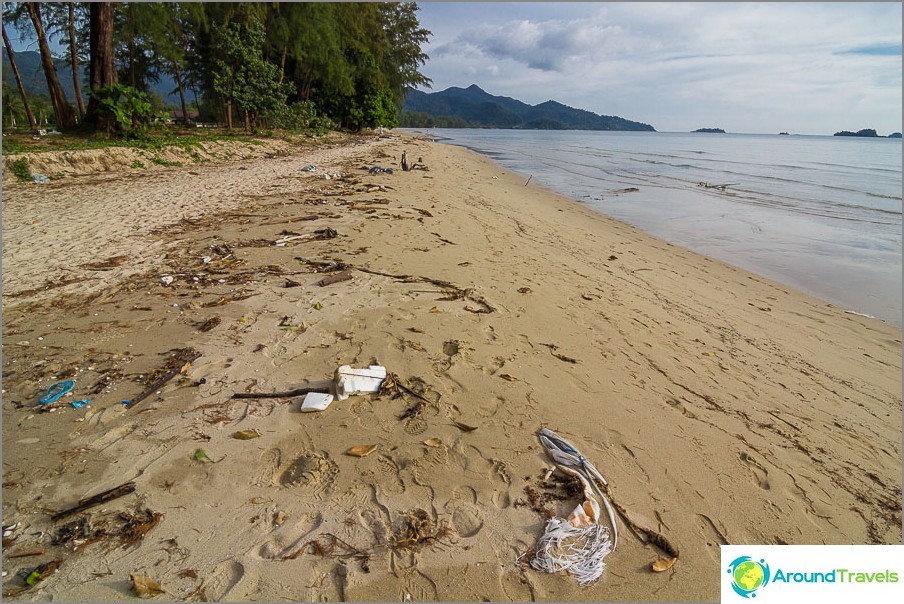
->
(10, 157, 31, 181)
(150, 155, 183, 167)
(130, 159, 146, 169)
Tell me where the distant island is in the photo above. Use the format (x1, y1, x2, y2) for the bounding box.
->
(888, 132, 902, 139)
(401, 85, 656, 131)
(693, 128, 725, 133)
(834, 129, 879, 137)
(779, 132, 790, 135)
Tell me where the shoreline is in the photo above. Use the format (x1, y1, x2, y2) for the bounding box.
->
(2, 132, 901, 601)
(409, 128, 902, 326)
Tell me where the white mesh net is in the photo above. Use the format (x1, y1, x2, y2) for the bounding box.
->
(530, 518, 613, 586)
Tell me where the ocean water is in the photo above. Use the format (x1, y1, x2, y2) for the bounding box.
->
(416, 129, 902, 325)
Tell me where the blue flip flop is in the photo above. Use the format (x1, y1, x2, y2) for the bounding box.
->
(38, 380, 75, 405)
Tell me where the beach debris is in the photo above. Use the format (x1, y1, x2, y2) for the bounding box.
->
(345, 444, 378, 458)
(334, 365, 387, 401)
(390, 509, 454, 551)
(231, 386, 325, 400)
(530, 428, 616, 585)
(160, 275, 174, 286)
(317, 269, 353, 287)
(7, 548, 46, 559)
(518, 287, 533, 294)
(401, 151, 410, 172)
(368, 165, 393, 174)
(301, 392, 334, 413)
(24, 560, 62, 586)
(39, 380, 75, 405)
(697, 182, 738, 191)
(541, 343, 580, 364)
(499, 374, 518, 382)
(284, 278, 303, 288)
(125, 348, 201, 409)
(30, 173, 50, 184)
(197, 317, 221, 332)
(423, 438, 443, 447)
(301, 164, 317, 172)
(232, 430, 260, 440)
(70, 399, 90, 409)
(193, 449, 213, 463)
(274, 511, 288, 526)
(452, 420, 478, 432)
(51, 481, 137, 522)
(131, 574, 165, 597)
(652, 557, 678, 572)
(83, 255, 128, 270)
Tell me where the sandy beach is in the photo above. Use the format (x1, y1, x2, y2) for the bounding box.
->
(1, 131, 901, 602)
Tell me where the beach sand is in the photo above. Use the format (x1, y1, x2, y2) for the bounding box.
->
(1, 131, 901, 601)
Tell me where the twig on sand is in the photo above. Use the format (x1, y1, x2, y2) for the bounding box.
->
(231, 387, 326, 400)
(51, 482, 137, 522)
(125, 350, 202, 409)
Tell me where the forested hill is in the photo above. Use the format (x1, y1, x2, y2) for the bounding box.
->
(401, 84, 656, 131)
(2, 50, 180, 105)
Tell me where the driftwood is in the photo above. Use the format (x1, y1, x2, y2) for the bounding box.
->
(231, 387, 326, 400)
(317, 270, 353, 287)
(125, 350, 202, 409)
(51, 482, 136, 522)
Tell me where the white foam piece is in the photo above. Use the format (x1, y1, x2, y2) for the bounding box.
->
(335, 365, 387, 401)
(301, 392, 334, 412)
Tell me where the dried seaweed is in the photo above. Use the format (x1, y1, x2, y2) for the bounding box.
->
(390, 509, 455, 550)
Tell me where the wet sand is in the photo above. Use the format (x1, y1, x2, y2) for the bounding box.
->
(1, 131, 901, 601)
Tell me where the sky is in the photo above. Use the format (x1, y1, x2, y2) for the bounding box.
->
(413, 2, 903, 135)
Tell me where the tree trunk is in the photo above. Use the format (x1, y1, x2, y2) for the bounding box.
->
(172, 60, 189, 126)
(279, 45, 287, 85)
(127, 4, 136, 88)
(85, 2, 117, 132)
(26, 2, 75, 130)
(244, 108, 250, 132)
(68, 2, 86, 118)
(225, 99, 233, 129)
(2, 22, 37, 130)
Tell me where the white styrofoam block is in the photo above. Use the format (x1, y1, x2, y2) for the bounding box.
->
(335, 365, 387, 401)
(301, 392, 334, 412)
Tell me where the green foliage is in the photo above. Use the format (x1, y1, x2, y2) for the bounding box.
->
(130, 159, 146, 169)
(11, 157, 32, 181)
(264, 101, 332, 132)
(211, 17, 294, 130)
(150, 155, 182, 167)
(90, 84, 161, 138)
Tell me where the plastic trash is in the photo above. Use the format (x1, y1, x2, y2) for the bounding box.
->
(368, 166, 393, 175)
(39, 380, 75, 405)
(71, 399, 90, 409)
(160, 275, 174, 285)
(301, 164, 317, 172)
(334, 365, 387, 401)
(530, 428, 617, 585)
(301, 392, 334, 412)
(31, 173, 50, 183)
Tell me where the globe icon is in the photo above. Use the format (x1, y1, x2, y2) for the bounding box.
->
(733, 560, 765, 592)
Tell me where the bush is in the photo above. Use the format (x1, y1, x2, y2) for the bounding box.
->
(265, 101, 332, 132)
(91, 84, 164, 138)
(10, 157, 31, 181)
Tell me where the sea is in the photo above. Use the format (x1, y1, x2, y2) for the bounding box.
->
(411, 129, 903, 325)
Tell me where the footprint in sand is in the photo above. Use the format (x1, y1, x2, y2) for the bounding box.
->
(278, 451, 339, 495)
(447, 486, 484, 538)
(201, 559, 245, 601)
(255, 448, 281, 487)
(740, 451, 770, 490)
(376, 455, 406, 494)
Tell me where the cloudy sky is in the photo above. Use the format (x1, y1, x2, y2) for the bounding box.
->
(414, 2, 902, 135)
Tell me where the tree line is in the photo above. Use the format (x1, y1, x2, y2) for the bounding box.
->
(2, 2, 431, 134)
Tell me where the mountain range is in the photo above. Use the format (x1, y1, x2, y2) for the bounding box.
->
(401, 84, 655, 131)
(2, 49, 179, 106)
